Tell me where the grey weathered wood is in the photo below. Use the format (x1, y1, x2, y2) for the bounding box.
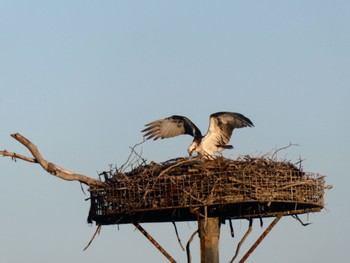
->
(0, 133, 100, 186)
(198, 217, 220, 263)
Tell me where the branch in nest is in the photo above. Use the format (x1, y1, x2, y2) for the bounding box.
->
(271, 142, 299, 160)
(1, 133, 101, 186)
(118, 140, 146, 173)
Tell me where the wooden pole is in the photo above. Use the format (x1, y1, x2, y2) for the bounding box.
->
(198, 217, 220, 263)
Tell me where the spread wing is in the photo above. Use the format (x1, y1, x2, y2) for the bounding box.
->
(203, 112, 254, 146)
(142, 115, 202, 141)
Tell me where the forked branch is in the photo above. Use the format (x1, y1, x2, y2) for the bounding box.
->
(1, 133, 101, 186)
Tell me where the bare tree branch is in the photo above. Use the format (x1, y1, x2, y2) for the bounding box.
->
(0, 149, 37, 163)
(1, 133, 101, 186)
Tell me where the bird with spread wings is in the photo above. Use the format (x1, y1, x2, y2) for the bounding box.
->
(142, 112, 253, 158)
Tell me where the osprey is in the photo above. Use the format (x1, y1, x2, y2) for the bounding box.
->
(142, 112, 253, 158)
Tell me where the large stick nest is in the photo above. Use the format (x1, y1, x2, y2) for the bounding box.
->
(88, 156, 325, 225)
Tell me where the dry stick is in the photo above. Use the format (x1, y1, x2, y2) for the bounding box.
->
(172, 221, 185, 251)
(1, 133, 100, 186)
(271, 142, 299, 160)
(120, 142, 141, 171)
(158, 158, 197, 177)
(229, 219, 235, 238)
(279, 181, 310, 190)
(239, 214, 283, 263)
(129, 142, 147, 166)
(83, 225, 102, 251)
(0, 150, 37, 163)
(133, 223, 176, 263)
(186, 229, 199, 263)
(292, 215, 311, 226)
(229, 219, 253, 263)
(119, 140, 146, 172)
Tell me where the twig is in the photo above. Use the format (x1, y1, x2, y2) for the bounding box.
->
(294, 156, 305, 170)
(83, 225, 102, 251)
(272, 142, 299, 160)
(292, 215, 311, 226)
(0, 150, 37, 163)
(172, 221, 185, 251)
(129, 143, 147, 166)
(259, 216, 263, 228)
(229, 219, 235, 238)
(229, 218, 253, 263)
(119, 140, 146, 172)
(186, 229, 199, 263)
(80, 182, 87, 195)
(158, 158, 197, 177)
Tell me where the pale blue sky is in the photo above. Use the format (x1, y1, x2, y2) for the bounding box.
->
(1, 1, 349, 262)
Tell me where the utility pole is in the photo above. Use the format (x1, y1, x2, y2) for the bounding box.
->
(198, 217, 220, 263)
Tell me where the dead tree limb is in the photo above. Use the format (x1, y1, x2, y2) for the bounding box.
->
(0, 149, 37, 163)
(1, 133, 101, 186)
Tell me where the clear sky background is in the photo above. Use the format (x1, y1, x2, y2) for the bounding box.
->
(1, 1, 349, 262)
